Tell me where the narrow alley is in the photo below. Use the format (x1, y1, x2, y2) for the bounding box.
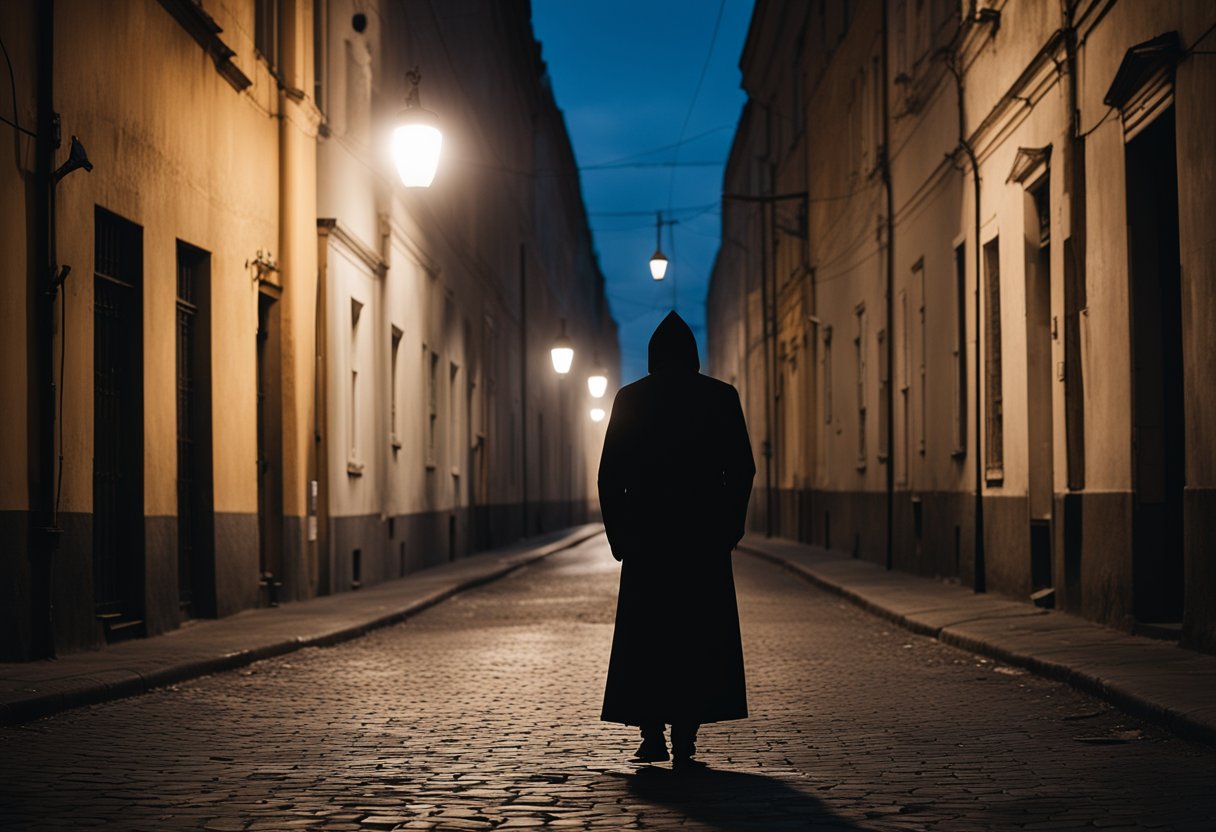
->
(2, 536, 1212, 831)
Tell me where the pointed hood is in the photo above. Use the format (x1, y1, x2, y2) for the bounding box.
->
(647, 311, 700, 375)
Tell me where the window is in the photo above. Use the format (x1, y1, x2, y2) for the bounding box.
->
(426, 348, 438, 467)
(509, 410, 517, 484)
(350, 369, 358, 457)
(390, 327, 402, 448)
(983, 237, 1004, 481)
(254, 0, 279, 71)
(348, 299, 363, 472)
(871, 55, 882, 170)
(898, 288, 910, 484)
(914, 261, 926, 455)
(313, 0, 327, 113)
(855, 304, 867, 469)
(449, 362, 460, 475)
(952, 244, 967, 456)
(823, 325, 833, 424)
(895, 0, 908, 76)
(792, 36, 806, 143)
(878, 327, 889, 461)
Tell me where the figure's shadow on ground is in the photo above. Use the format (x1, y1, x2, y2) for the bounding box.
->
(613, 765, 863, 831)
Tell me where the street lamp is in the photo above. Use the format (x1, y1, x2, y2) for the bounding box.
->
(590, 407, 606, 423)
(648, 211, 676, 281)
(649, 250, 668, 281)
(550, 318, 574, 375)
(587, 370, 608, 399)
(390, 68, 443, 188)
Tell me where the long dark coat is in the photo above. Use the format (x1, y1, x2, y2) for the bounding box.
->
(599, 312, 756, 727)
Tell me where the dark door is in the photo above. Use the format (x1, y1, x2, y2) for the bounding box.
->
(93, 208, 144, 637)
(1025, 178, 1054, 590)
(1126, 108, 1185, 624)
(176, 242, 216, 617)
(256, 290, 283, 594)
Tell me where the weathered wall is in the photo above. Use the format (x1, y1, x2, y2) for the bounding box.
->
(709, 0, 1216, 651)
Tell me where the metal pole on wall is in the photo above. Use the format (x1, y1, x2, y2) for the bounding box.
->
(519, 243, 529, 539)
(882, 0, 896, 572)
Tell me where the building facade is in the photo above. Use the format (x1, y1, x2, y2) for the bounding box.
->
(0, 0, 616, 660)
(708, 0, 1216, 651)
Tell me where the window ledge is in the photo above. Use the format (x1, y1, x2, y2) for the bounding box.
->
(156, 0, 252, 92)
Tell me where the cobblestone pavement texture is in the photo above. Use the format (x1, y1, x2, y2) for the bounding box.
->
(2, 535, 1214, 831)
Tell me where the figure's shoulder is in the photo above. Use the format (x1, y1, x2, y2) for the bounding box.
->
(696, 373, 741, 401)
(615, 377, 648, 400)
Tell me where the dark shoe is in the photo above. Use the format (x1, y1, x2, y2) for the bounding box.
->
(673, 754, 708, 771)
(632, 736, 670, 763)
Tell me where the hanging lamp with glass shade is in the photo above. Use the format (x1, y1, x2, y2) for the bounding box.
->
(587, 371, 608, 399)
(550, 318, 574, 375)
(390, 67, 443, 188)
(649, 209, 668, 281)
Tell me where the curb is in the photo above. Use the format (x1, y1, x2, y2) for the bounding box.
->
(740, 544, 1216, 747)
(2, 526, 603, 726)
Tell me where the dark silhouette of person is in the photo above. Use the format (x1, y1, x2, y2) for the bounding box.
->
(598, 311, 755, 768)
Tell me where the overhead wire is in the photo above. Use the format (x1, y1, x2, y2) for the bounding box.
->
(666, 0, 728, 211)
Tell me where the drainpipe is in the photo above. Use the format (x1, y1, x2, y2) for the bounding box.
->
(519, 243, 529, 539)
(945, 20, 987, 594)
(758, 159, 773, 537)
(768, 165, 779, 536)
(31, 0, 58, 658)
(881, 0, 895, 571)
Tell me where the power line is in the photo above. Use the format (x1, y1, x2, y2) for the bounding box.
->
(667, 0, 728, 210)
(582, 123, 734, 168)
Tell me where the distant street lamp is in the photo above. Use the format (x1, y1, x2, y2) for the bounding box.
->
(550, 318, 574, 375)
(648, 211, 676, 281)
(649, 250, 668, 281)
(391, 68, 443, 188)
(587, 370, 608, 399)
(590, 407, 606, 423)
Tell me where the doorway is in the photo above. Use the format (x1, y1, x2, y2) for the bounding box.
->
(256, 289, 283, 599)
(1025, 176, 1054, 590)
(1126, 108, 1184, 625)
(93, 207, 145, 638)
(176, 242, 215, 618)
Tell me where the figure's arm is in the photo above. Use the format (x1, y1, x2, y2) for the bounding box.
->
(722, 387, 756, 548)
(597, 392, 632, 561)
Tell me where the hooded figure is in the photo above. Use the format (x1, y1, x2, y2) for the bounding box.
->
(598, 311, 755, 766)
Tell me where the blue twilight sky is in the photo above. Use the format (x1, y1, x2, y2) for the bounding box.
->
(531, 0, 755, 385)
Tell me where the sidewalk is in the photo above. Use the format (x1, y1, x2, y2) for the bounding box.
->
(0, 524, 603, 726)
(740, 534, 1216, 745)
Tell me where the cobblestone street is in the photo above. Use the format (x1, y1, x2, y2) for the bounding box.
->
(2, 534, 1213, 831)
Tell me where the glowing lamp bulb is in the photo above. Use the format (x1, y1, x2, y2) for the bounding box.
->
(587, 373, 608, 399)
(649, 250, 668, 281)
(590, 407, 606, 423)
(391, 117, 443, 188)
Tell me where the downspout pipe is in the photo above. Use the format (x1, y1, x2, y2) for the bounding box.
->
(944, 25, 986, 594)
(519, 243, 529, 539)
(768, 170, 779, 536)
(758, 172, 773, 537)
(881, 0, 895, 571)
(32, 0, 58, 658)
